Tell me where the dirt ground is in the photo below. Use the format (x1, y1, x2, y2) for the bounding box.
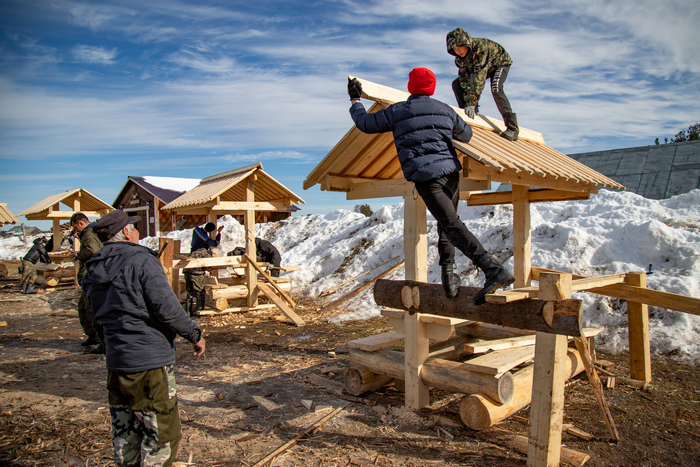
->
(0, 263, 699, 467)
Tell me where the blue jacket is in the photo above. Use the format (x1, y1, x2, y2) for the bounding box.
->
(190, 226, 220, 253)
(82, 242, 201, 373)
(350, 95, 472, 183)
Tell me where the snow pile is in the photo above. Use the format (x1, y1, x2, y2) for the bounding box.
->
(2, 189, 699, 355)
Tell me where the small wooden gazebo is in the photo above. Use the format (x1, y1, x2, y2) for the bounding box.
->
(17, 189, 113, 251)
(0, 204, 18, 227)
(163, 163, 305, 308)
(304, 76, 697, 465)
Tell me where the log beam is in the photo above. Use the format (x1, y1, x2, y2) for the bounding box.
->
(349, 348, 514, 404)
(374, 279, 583, 336)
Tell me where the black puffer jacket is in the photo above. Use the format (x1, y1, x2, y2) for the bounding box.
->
(23, 238, 50, 264)
(350, 95, 472, 182)
(82, 242, 201, 373)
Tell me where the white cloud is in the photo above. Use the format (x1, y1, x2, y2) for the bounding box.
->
(71, 44, 119, 64)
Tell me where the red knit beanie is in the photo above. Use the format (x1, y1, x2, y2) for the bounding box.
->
(407, 67, 436, 95)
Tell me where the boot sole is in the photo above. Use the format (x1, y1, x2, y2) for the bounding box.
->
(473, 276, 515, 305)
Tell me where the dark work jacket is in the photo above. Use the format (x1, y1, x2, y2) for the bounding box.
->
(23, 238, 50, 265)
(190, 226, 220, 253)
(82, 242, 201, 373)
(230, 238, 281, 267)
(350, 95, 472, 183)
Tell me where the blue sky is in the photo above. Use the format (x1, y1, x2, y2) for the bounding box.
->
(1, 0, 698, 229)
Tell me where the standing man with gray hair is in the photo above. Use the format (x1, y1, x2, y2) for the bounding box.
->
(82, 210, 206, 467)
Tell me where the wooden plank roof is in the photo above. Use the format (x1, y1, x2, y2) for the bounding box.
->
(163, 163, 305, 212)
(17, 189, 114, 220)
(0, 203, 19, 226)
(304, 76, 625, 196)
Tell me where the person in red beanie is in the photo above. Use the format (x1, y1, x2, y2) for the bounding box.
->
(347, 70, 514, 304)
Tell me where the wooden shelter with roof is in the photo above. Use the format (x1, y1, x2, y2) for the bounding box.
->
(305, 77, 700, 466)
(163, 163, 305, 324)
(17, 189, 113, 252)
(0, 204, 19, 227)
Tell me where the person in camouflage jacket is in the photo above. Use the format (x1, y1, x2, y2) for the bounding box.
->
(71, 212, 104, 351)
(446, 27, 519, 141)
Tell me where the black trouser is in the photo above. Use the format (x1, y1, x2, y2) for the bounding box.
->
(452, 65, 513, 117)
(414, 171, 487, 266)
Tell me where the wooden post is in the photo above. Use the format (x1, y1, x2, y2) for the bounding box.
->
(528, 332, 568, 467)
(402, 193, 429, 409)
(245, 176, 257, 307)
(626, 271, 651, 382)
(159, 238, 175, 288)
(512, 185, 531, 288)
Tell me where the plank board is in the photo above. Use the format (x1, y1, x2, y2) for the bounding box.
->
(462, 345, 535, 375)
(257, 282, 305, 326)
(347, 331, 405, 352)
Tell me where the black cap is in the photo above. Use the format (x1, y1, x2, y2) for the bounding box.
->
(93, 210, 141, 241)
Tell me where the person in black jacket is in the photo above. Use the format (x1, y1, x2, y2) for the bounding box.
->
(20, 237, 50, 294)
(229, 237, 282, 277)
(348, 68, 514, 304)
(82, 210, 205, 467)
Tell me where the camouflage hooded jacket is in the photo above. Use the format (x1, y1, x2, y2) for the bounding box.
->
(446, 28, 512, 107)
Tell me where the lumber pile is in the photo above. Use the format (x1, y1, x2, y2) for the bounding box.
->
(345, 307, 601, 431)
(35, 262, 76, 287)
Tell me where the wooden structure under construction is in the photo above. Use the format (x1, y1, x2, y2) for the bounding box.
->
(162, 164, 305, 325)
(17, 189, 113, 252)
(0, 203, 18, 227)
(304, 76, 700, 466)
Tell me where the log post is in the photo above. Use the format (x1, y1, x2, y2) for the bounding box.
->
(245, 176, 257, 307)
(512, 185, 531, 288)
(625, 271, 651, 382)
(402, 193, 429, 409)
(528, 332, 568, 467)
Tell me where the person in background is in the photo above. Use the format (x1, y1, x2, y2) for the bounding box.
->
(446, 27, 519, 141)
(347, 69, 514, 304)
(229, 237, 282, 277)
(70, 212, 104, 353)
(82, 210, 205, 467)
(20, 237, 50, 294)
(190, 222, 223, 254)
(183, 248, 209, 316)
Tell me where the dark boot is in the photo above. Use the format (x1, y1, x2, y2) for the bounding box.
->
(81, 336, 98, 347)
(25, 283, 37, 294)
(185, 296, 193, 316)
(473, 254, 515, 305)
(89, 343, 105, 355)
(196, 296, 205, 312)
(20, 283, 27, 294)
(441, 263, 461, 299)
(501, 112, 519, 141)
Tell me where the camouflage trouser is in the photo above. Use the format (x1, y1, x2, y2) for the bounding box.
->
(107, 366, 182, 467)
(78, 288, 96, 339)
(184, 272, 205, 300)
(20, 260, 36, 285)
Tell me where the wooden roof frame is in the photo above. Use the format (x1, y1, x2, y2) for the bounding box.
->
(16, 188, 113, 251)
(304, 76, 624, 206)
(0, 203, 19, 227)
(163, 163, 305, 309)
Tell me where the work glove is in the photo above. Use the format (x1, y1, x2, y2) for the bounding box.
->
(464, 106, 476, 119)
(348, 77, 362, 100)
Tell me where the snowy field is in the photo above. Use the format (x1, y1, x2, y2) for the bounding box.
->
(2, 189, 699, 355)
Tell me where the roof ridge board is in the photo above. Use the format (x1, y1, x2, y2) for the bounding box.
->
(199, 163, 262, 184)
